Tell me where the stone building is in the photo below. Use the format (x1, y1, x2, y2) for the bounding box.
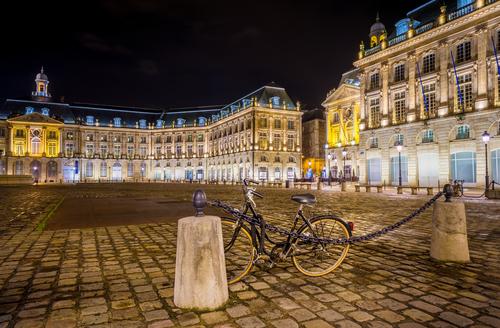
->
(0, 70, 303, 183)
(352, 0, 500, 188)
(301, 108, 326, 178)
(322, 69, 361, 180)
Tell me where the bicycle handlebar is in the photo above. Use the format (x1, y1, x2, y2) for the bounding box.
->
(252, 190, 264, 199)
(243, 178, 260, 186)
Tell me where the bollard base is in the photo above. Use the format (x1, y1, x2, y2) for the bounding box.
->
(341, 182, 346, 192)
(174, 215, 229, 310)
(430, 201, 470, 263)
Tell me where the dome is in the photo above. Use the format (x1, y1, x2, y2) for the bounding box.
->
(369, 14, 386, 37)
(35, 67, 48, 81)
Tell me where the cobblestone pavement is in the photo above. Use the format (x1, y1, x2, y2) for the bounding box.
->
(0, 183, 499, 328)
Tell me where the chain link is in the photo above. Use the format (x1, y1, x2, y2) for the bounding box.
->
(209, 191, 443, 245)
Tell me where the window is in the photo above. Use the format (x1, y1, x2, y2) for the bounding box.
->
(390, 156, 408, 185)
(422, 83, 437, 118)
(198, 117, 206, 126)
(100, 135, 107, 142)
(369, 98, 380, 128)
(15, 130, 25, 138)
(197, 134, 203, 142)
(156, 119, 163, 128)
(393, 91, 406, 123)
(15, 144, 24, 156)
(274, 156, 281, 163)
(113, 117, 122, 127)
(42, 108, 49, 116)
(287, 120, 295, 130)
(492, 149, 500, 183)
(272, 134, 281, 150)
(25, 107, 34, 115)
(113, 145, 121, 157)
(140, 136, 147, 144)
(47, 143, 56, 157)
(113, 136, 121, 143)
(187, 145, 193, 157)
(369, 137, 378, 149)
(287, 135, 294, 150)
(270, 96, 281, 107)
(155, 136, 162, 143)
(274, 119, 281, 129)
(451, 152, 476, 183)
(422, 53, 435, 74)
(274, 167, 281, 180)
(139, 146, 147, 157)
(127, 136, 134, 143)
(86, 162, 93, 178)
(86, 116, 94, 125)
(127, 162, 134, 177)
(31, 137, 41, 155)
(100, 162, 107, 177)
(394, 64, 405, 82)
(100, 145, 107, 157)
(176, 135, 182, 143)
(176, 118, 185, 128)
(332, 112, 340, 124)
(394, 134, 404, 146)
(457, 73, 473, 111)
(197, 145, 204, 157)
(370, 72, 380, 89)
(48, 131, 57, 139)
(288, 156, 296, 163)
(139, 119, 147, 129)
(0, 159, 5, 175)
(65, 143, 74, 157)
(258, 132, 267, 149)
(86, 144, 94, 157)
(140, 162, 147, 177)
(456, 125, 470, 140)
(367, 158, 382, 183)
(456, 41, 471, 63)
(187, 135, 193, 142)
(156, 145, 162, 156)
(422, 129, 434, 143)
(259, 118, 268, 128)
(86, 134, 93, 141)
(66, 132, 74, 140)
(176, 145, 182, 157)
(127, 145, 134, 157)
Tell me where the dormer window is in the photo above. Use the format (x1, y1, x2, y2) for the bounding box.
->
(41, 108, 49, 116)
(395, 18, 410, 36)
(139, 119, 147, 129)
(156, 119, 163, 128)
(113, 117, 122, 127)
(198, 117, 206, 127)
(86, 116, 95, 125)
(25, 107, 34, 115)
(176, 118, 185, 128)
(270, 96, 281, 107)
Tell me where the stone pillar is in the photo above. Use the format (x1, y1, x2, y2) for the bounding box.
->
(174, 190, 229, 310)
(408, 54, 417, 116)
(381, 64, 390, 126)
(430, 192, 470, 262)
(475, 28, 489, 110)
(438, 41, 449, 115)
(359, 72, 366, 130)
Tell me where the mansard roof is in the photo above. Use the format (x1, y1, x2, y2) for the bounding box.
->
(0, 83, 297, 128)
(7, 112, 63, 125)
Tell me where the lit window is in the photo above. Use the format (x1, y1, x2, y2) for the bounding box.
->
(25, 107, 34, 115)
(422, 129, 434, 143)
(41, 108, 49, 116)
(394, 134, 404, 146)
(456, 41, 471, 63)
(456, 125, 470, 140)
(156, 119, 163, 128)
(369, 98, 380, 128)
(287, 120, 295, 130)
(113, 117, 122, 127)
(394, 64, 405, 82)
(393, 91, 406, 124)
(422, 53, 435, 74)
(456, 73, 473, 111)
(86, 116, 94, 125)
(422, 83, 437, 118)
(270, 96, 281, 107)
(450, 152, 476, 183)
(176, 118, 185, 128)
(370, 73, 380, 89)
(139, 119, 147, 129)
(198, 117, 206, 126)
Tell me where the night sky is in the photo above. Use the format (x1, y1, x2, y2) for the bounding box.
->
(1, 0, 424, 110)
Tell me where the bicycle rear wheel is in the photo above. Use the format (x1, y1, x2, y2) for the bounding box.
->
(292, 216, 350, 277)
(220, 217, 255, 284)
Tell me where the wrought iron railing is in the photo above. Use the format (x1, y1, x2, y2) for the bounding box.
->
(448, 3, 475, 21)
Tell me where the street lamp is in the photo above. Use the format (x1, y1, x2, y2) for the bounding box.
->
(327, 153, 332, 186)
(342, 148, 347, 181)
(482, 131, 490, 191)
(396, 143, 403, 187)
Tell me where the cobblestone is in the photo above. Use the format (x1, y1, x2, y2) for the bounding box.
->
(0, 183, 498, 327)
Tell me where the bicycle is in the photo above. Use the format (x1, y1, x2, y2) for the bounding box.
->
(214, 178, 353, 284)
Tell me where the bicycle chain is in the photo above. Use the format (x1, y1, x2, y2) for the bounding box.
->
(209, 192, 443, 245)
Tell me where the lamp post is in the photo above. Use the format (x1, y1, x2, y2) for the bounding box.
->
(396, 143, 403, 187)
(342, 148, 347, 182)
(327, 154, 332, 186)
(482, 131, 490, 191)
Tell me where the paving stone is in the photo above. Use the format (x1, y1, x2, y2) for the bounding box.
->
(373, 310, 405, 323)
(235, 316, 266, 328)
(270, 318, 299, 328)
(438, 311, 474, 327)
(317, 309, 345, 321)
(200, 311, 228, 324)
(348, 310, 375, 322)
(176, 312, 199, 326)
(289, 308, 316, 322)
(226, 305, 251, 318)
(302, 319, 335, 328)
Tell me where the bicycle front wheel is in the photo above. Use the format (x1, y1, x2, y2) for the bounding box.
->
(220, 217, 255, 284)
(292, 216, 351, 277)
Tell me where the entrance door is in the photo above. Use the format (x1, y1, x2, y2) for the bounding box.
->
(367, 158, 381, 184)
(112, 163, 122, 181)
(63, 162, 75, 182)
(418, 152, 439, 187)
(30, 160, 41, 181)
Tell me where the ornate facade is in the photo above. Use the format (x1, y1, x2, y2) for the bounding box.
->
(352, 0, 500, 187)
(0, 70, 302, 183)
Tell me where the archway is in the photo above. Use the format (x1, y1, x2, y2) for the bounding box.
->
(47, 160, 58, 181)
(112, 162, 122, 181)
(63, 161, 75, 182)
(30, 160, 41, 181)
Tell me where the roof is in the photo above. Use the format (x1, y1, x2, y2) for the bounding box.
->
(0, 84, 297, 129)
(337, 68, 360, 89)
(302, 108, 324, 122)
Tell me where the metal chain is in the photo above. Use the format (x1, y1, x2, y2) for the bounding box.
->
(209, 191, 443, 245)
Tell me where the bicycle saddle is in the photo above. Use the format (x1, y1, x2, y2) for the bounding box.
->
(291, 194, 316, 205)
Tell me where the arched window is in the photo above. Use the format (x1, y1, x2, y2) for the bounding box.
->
(394, 134, 404, 146)
(127, 162, 134, 177)
(176, 118, 185, 128)
(288, 156, 296, 163)
(422, 129, 434, 143)
(369, 137, 379, 149)
(156, 119, 163, 128)
(47, 161, 57, 178)
(139, 119, 147, 129)
(274, 167, 281, 180)
(25, 107, 34, 115)
(15, 160, 23, 175)
(100, 162, 107, 177)
(0, 159, 5, 175)
(113, 117, 122, 127)
(86, 116, 94, 125)
(450, 152, 476, 183)
(198, 117, 206, 127)
(86, 162, 94, 177)
(41, 108, 49, 116)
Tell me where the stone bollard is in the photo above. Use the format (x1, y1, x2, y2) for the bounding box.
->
(430, 185, 470, 263)
(174, 190, 229, 310)
(317, 180, 322, 190)
(341, 181, 346, 192)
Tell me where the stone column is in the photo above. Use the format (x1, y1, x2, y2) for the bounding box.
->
(408, 54, 417, 117)
(438, 42, 450, 116)
(381, 64, 390, 126)
(475, 27, 489, 110)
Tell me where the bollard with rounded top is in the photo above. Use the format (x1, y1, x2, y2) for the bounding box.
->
(430, 184, 470, 262)
(341, 181, 346, 191)
(174, 190, 228, 310)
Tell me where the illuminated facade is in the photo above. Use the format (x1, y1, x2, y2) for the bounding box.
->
(0, 69, 302, 182)
(354, 0, 500, 187)
(322, 69, 361, 180)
